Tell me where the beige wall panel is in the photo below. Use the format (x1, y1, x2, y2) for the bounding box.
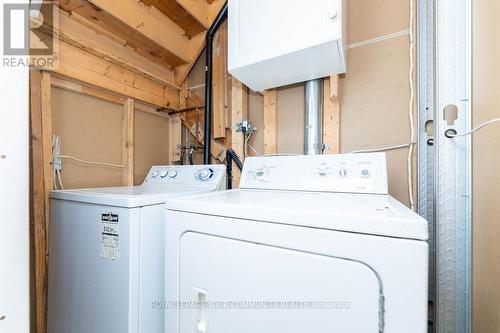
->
(347, 0, 409, 44)
(52, 87, 123, 189)
(277, 85, 305, 154)
(340, 37, 411, 205)
(472, 0, 500, 331)
(134, 110, 170, 184)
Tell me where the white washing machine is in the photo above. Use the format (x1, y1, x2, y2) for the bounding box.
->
(47, 165, 225, 333)
(164, 153, 428, 333)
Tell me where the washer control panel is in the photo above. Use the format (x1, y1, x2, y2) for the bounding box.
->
(143, 165, 225, 186)
(240, 153, 388, 194)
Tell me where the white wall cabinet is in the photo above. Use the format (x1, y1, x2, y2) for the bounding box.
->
(228, 0, 346, 91)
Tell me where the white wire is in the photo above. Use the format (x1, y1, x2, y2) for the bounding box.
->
(248, 144, 261, 156)
(347, 30, 410, 50)
(244, 131, 261, 156)
(59, 155, 125, 169)
(407, 0, 416, 211)
(449, 116, 500, 137)
(349, 142, 417, 154)
(52, 135, 64, 190)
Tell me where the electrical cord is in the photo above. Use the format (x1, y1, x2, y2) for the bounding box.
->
(349, 142, 417, 154)
(59, 155, 125, 169)
(244, 132, 261, 157)
(448, 116, 500, 137)
(52, 135, 64, 190)
(51, 135, 125, 190)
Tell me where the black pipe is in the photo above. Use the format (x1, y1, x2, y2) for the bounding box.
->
(226, 148, 243, 189)
(204, 1, 228, 164)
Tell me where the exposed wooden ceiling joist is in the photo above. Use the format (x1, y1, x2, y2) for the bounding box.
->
(175, 0, 210, 28)
(173, 32, 206, 86)
(59, 0, 190, 68)
(40, 5, 178, 89)
(140, 0, 207, 38)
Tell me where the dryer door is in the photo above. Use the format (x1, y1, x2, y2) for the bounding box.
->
(179, 232, 383, 333)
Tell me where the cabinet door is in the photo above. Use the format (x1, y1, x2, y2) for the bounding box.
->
(179, 232, 382, 333)
(229, 0, 343, 68)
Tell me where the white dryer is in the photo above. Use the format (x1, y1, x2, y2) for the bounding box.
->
(47, 165, 225, 333)
(164, 153, 428, 333)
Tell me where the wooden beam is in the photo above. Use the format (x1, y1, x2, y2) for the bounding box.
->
(59, 0, 189, 68)
(122, 99, 134, 186)
(86, 0, 190, 63)
(323, 76, 340, 154)
(231, 77, 248, 187)
(209, 0, 226, 22)
(41, 71, 53, 236)
(167, 81, 186, 164)
(212, 21, 228, 138)
(175, 0, 210, 28)
(174, 32, 206, 86)
(30, 71, 48, 333)
(329, 74, 339, 100)
(168, 82, 186, 164)
(51, 76, 126, 105)
(263, 89, 278, 155)
(51, 75, 171, 120)
(168, 115, 182, 164)
(140, 0, 207, 38)
(40, 9, 178, 90)
(45, 31, 179, 108)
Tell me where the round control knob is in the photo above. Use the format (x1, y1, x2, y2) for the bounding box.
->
(159, 169, 168, 178)
(151, 170, 159, 178)
(338, 168, 348, 178)
(254, 168, 269, 181)
(361, 169, 371, 178)
(318, 163, 329, 176)
(197, 168, 214, 181)
(167, 170, 178, 179)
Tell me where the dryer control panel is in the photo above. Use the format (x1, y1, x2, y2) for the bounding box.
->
(142, 165, 226, 188)
(240, 153, 388, 194)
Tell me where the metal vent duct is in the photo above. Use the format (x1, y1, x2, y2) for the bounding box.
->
(304, 79, 323, 155)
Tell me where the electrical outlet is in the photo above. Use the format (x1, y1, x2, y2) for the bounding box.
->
(236, 120, 256, 133)
(54, 158, 63, 171)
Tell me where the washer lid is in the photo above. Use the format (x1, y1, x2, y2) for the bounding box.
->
(50, 185, 217, 208)
(165, 189, 428, 241)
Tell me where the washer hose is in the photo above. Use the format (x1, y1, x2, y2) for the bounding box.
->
(226, 148, 243, 189)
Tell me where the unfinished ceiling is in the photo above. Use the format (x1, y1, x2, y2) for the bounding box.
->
(53, 0, 225, 88)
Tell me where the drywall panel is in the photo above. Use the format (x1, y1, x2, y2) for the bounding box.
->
(347, 0, 409, 44)
(52, 87, 123, 189)
(340, 37, 411, 205)
(277, 85, 305, 154)
(472, 0, 500, 331)
(134, 110, 170, 184)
